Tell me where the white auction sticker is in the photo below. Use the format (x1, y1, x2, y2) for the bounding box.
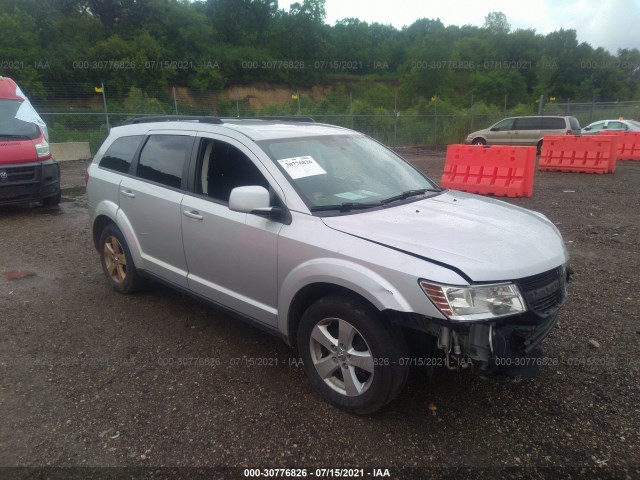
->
(277, 156, 327, 179)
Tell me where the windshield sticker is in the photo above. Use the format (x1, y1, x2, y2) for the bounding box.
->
(335, 190, 379, 200)
(277, 156, 327, 179)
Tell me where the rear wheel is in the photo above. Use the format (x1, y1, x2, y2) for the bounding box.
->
(297, 294, 409, 414)
(99, 224, 146, 294)
(537, 140, 543, 154)
(471, 138, 486, 146)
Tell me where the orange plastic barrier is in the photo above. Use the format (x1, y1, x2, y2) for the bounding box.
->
(539, 135, 617, 174)
(441, 145, 536, 197)
(598, 131, 640, 161)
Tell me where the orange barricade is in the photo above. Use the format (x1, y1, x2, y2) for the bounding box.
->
(539, 135, 617, 174)
(598, 131, 640, 161)
(441, 145, 536, 197)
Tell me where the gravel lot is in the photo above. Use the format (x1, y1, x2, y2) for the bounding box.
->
(1, 154, 639, 480)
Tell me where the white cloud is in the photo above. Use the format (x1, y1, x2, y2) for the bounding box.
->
(279, 0, 640, 52)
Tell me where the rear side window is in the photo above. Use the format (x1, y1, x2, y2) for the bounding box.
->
(540, 117, 566, 129)
(99, 135, 144, 173)
(136, 135, 192, 189)
(514, 117, 542, 130)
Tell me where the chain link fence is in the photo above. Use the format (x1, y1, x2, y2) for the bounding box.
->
(33, 83, 640, 155)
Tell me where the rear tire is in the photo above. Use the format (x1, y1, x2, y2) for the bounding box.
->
(537, 140, 543, 155)
(98, 224, 146, 294)
(297, 294, 409, 414)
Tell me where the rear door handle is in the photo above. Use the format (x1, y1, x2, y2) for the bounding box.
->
(183, 210, 203, 220)
(120, 189, 135, 198)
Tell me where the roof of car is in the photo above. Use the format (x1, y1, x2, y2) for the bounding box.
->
(115, 116, 352, 141)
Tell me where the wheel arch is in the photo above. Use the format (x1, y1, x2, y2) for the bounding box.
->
(286, 283, 379, 348)
(91, 202, 145, 270)
(280, 260, 414, 347)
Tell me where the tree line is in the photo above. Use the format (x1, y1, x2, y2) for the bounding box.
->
(1, 0, 639, 111)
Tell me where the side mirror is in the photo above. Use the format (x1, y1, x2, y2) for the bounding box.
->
(229, 185, 270, 213)
(584, 126, 592, 131)
(229, 186, 289, 223)
(490, 127, 499, 131)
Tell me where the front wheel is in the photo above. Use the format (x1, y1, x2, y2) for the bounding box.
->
(98, 224, 146, 294)
(471, 138, 486, 146)
(297, 294, 409, 414)
(42, 190, 61, 207)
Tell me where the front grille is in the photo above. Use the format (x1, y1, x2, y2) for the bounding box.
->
(6, 166, 37, 182)
(517, 266, 567, 317)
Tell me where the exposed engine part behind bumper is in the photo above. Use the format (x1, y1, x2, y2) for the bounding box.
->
(436, 311, 559, 380)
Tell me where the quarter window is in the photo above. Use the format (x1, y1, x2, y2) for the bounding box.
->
(540, 118, 565, 129)
(99, 135, 143, 173)
(136, 135, 192, 189)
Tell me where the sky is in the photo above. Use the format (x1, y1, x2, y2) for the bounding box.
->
(279, 0, 640, 53)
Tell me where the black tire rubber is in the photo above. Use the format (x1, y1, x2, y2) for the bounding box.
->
(297, 294, 409, 414)
(98, 224, 146, 294)
(537, 140, 543, 155)
(42, 190, 61, 207)
(471, 138, 486, 146)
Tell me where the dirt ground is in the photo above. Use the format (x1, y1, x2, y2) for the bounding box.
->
(1, 154, 639, 480)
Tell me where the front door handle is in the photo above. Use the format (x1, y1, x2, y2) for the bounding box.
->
(183, 210, 204, 220)
(120, 189, 135, 198)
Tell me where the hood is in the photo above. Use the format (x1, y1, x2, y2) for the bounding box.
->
(321, 190, 568, 282)
(0, 138, 39, 164)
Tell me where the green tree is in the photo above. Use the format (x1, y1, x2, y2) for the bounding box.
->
(484, 11, 510, 35)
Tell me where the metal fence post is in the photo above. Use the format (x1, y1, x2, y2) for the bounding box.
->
(101, 82, 110, 133)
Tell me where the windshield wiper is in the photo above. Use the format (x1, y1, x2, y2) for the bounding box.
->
(0, 134, 31, 139)
(310, 201, 382, 212)
(380, 188, 441, 205)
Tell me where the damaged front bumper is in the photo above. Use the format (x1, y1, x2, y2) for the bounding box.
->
(437, 311, 560, 380)
(401, 264, 570, 381)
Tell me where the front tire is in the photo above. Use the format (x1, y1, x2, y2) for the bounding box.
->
(98, 224, 146, 294)
(471, 138, 486, 146)
(297, 294, 409, 414)
(42, 190, 61, 207)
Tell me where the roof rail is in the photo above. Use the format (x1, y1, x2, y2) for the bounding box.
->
(224, 116, 315, 123)
(122, 115, 223, 125)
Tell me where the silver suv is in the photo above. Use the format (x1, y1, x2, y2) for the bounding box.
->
(87, 116, 570, 414)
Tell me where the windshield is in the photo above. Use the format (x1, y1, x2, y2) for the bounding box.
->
(259, 134, 439, 211)
(0, 99, 40, 139)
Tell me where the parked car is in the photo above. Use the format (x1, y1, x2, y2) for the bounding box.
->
(0, 76, 60, 206)
(465, 115, 580, 153)
(87, 116, 570, 414)
(581, 119, 640, 134)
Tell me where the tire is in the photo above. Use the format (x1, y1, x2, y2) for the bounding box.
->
(297, 294, 409, 414)
(471, 138, 486, 146)
(42, 190, 61, 207)
(536, 140, 543, 155)
(98, 224, 146, 294)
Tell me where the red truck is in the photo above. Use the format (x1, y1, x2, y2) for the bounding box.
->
(0, 76, 60, 206)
